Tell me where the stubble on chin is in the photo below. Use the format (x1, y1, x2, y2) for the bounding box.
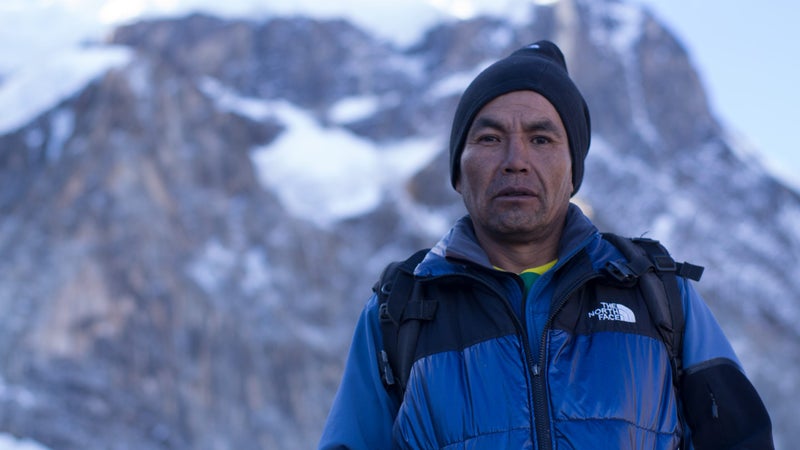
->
(479, 200, 552, 243)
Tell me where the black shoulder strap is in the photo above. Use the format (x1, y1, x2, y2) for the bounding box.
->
(602, 234, 705, 450)
(374, 248, 434, 400)
(601, 233, 704, 387)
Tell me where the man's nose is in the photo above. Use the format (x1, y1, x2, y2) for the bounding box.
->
(503, 135, 530, 174)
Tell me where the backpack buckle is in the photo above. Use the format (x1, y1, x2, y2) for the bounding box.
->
(653, 255, 677, 272)
(604, 260, 637, 283)
(379, 350, 396, 387)
(379, 302, 392, 324)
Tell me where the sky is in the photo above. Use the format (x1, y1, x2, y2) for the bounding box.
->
(0, 0, 797, 190)
(635, 0, 799, 190)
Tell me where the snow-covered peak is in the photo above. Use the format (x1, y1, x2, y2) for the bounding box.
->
(0, 0, 534, 137)
(0, 434, 50, 450)
(1, 0, 557, 70)
(0, 47, 130, 134)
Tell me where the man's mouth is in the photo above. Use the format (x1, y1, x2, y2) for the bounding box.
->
(495, 187, 537, 198)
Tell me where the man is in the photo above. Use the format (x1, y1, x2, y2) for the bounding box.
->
(319, 41, 773, 449)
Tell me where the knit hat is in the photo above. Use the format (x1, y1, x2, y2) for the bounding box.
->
(449, 40, 591, 195)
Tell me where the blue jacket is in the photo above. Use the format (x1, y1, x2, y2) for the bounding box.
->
(319, 204, 769, 449)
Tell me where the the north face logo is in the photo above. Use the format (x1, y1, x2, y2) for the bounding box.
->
(588, 302, 636, 323)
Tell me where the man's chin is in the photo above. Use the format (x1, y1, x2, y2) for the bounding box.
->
(485, 219, 546, 240)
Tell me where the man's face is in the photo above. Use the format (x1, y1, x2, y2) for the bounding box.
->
(455, 90, 573, 245)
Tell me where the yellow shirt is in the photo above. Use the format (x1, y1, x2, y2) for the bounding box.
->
(518, 260, 557, 296)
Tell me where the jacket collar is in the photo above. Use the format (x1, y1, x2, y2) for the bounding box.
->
(418, 203, 599, 276)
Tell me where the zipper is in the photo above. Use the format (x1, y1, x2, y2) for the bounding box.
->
(424, 260, 599, 450)
(531, 268, 602, 450)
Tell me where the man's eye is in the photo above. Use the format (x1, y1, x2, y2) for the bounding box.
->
(532, 136, 551, 145)
(477, 135, 500, 143)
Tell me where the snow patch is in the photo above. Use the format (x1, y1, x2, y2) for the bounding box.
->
(46, 109, 76, 162)
(428, 64, 488, 99)
(198, 77, 272, 121)
(0, 375, 38, 416)
(200, 80, 440, 228)
(186, 239, 238, 294)
(328, 95, 383, 124)
(252, 101, 383, 226)
(0, 46, 131, 135)
(0, 434, 51, 450)
(250, 100, 440, 228)
(241, 248, 272, 297)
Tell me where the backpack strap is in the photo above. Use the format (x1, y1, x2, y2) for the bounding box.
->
(373, 248, 434, 400)
(602, 233, 704, 450)
(602, 233, 703, 385)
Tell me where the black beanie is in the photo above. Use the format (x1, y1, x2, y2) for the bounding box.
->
(449, 40, 591, 195)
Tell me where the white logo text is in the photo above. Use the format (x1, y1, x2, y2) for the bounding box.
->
(588, 302, 636, 323)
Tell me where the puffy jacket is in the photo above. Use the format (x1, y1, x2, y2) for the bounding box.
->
(319, 204, 772, 449)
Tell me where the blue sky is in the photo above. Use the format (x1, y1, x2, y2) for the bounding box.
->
(637, 0, 799, 189)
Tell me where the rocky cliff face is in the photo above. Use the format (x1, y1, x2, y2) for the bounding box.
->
(0, 1, 797, 449)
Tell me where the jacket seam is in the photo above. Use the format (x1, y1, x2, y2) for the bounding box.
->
(552, 416, 678, 436)
(439, 425, 532, 448)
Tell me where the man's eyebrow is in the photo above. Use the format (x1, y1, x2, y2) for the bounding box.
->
(469, 116, 563, 136)
(523, 119, 563, 135)
(469, 116, 504, 132)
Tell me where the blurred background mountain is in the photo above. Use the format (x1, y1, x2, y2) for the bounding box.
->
(0, 0, 797, 449)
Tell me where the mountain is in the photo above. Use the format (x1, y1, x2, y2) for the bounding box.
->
(0, 0, 797, 449)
